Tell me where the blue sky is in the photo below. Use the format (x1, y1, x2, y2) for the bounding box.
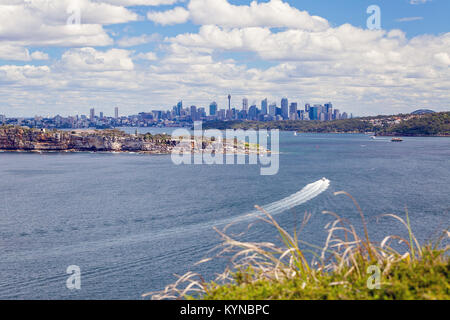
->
(0, 0, 448, 117)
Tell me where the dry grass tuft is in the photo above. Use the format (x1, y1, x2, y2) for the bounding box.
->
(144, 192, 449, 300)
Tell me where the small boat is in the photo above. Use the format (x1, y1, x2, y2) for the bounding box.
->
(294, 132, 298, 136)
(391, 138, 403, 142)
(371, 136, 376, 140)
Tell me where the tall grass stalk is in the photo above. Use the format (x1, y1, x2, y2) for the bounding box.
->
(145, 193, 449, 300)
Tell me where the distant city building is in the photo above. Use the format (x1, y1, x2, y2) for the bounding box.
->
(309, 106, 320, 121)
(115, 107, 119, 119)
(190, 105, 197, 121)
(325, 102, 333, 121)
(90, 108, 95, 121)
(289, 102, 298, 118)
(333, 109, 340, 120)
(228, 94, 231, 111)
(176, 101, 183, 116)
(281, 98, 289, 120)
(248, 105, 258, 120)
(269, 103, 277, 117)
(242, 98, 248, 111)
(209, 102, 218, 116)
(100, 112, 104, 119)
(261, 98, 268, 115)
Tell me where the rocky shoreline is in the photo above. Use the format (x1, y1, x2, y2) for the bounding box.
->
(0, 126, 270, 155)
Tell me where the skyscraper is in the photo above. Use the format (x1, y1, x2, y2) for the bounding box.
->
(242, 98, 248, 111)
(289, 102, 298, 117)
(333, 109, 340, 120)
(190, 105, 197, 121)
(309, 106, 319, 120)
(269, 103, 277, 117)
(89, 108, 95, 121)
(324, 102, 333, 121)
(114, 107, 119, 119)
(261, 98, 268, 115)
(248, 105, 257, 120)
(281, 98, 289, 120)
(209, 102, 218, 116)
(176, 101, 183, 116)
(228, 94, 231, 111)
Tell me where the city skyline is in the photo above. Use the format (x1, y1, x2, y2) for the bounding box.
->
(0, 96, 358, 129)
(0, 1, 449, 117)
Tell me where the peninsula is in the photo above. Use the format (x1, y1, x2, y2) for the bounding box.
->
(0, 126, 268, 155)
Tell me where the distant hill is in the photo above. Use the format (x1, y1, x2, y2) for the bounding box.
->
(380, 111, 450, 136)
(411, 109, 435, 115)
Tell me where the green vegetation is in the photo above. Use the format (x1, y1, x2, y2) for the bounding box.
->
(202, 112, 450, 136)
(203, 119, 374, 133)
(379, 112, 450, 136)
(203, 247, 448, 300)
(203, 119, 373, 133)
(147, 193, 449, 300)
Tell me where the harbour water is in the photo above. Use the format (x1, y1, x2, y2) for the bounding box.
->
(0, 131, 449, 299)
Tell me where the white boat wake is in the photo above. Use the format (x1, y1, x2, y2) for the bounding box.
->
(0, 178, 331, 266)
(261, 177, 330, 215)
(227, 177, 330, 225)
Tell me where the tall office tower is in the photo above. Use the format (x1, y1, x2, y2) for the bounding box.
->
(309, 106, 319, 120)
(228, 94, 231, 111)
(217, 109, 225, 120)
(99, 112, 104, 119)
(261, 98, 268, 115)
(242, 98, 248, 111)
(89, 108, 95, 121)
(289, 102, 298, 117)
(333, 109, 340, 120)
(281, 98, 289, 120)
(305, 103, 310, 113)
(0, 115, 5, 124)
(341, 112, 348, 119)
(269, 103, 277, 117)
(114, 107, 119, 119)
(248, 105, 257, 120)
(176, 101, 183, 116)
(201, 108, 207, 118)
(209, 102, 218, 116)
(324, 102, 333, 121)
(190, 105, 197, 121)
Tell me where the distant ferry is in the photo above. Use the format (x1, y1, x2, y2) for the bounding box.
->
(391, 138, 403, 142)
(294, 132, 298, 136)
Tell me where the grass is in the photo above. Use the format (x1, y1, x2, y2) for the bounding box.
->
(145, 192, 449, 300)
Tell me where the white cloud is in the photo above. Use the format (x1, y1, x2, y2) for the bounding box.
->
(147, 6, 190, 25)
(31, 51, 50, 60)
(187, 0, 329, 31)
(135, 52, 158, 60)
(0, 0, 139, 49)
(99, 0, 179, 6)
(116, 34, 161, 47)
(60, 47, 134, 72)
(0, 45, 32, 61)
(0, 0, 449, 117)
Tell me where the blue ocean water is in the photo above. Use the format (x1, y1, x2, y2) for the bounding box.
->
(0, 131, 448, 299)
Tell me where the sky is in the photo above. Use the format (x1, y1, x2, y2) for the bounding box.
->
(0, 0, 449, 117)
